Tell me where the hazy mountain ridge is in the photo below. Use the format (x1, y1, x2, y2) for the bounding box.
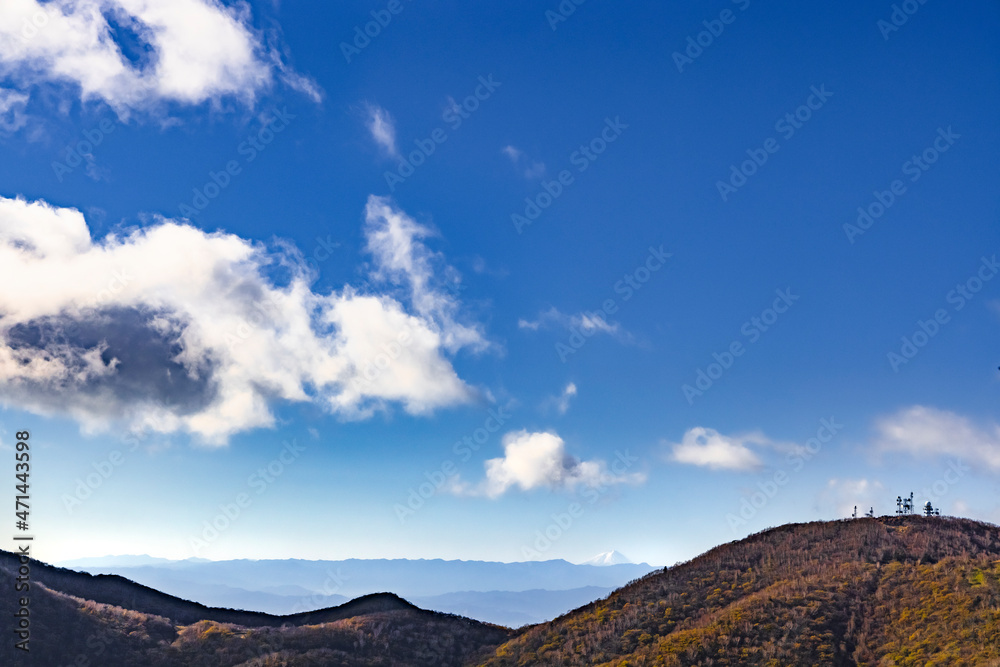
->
(58, 555, 655, 596)
(59, 555, 655, 625)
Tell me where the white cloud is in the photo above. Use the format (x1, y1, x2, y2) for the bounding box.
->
(668, 427, 766, 471)
(0, 0, 319, 117)
(543, 382, 577, 415)
(0, 194, 485, 444)
(501, 144, 545, 179)
(450, 430, 644, 498)
(874, 405, 1000, 471)
(0, 88, 28, 132)
(556, 382, 576, 415)
(501, 145, 521, 162)
(522, 161, 546, 179)
(366, 104, 398, 157)
(518, 307, 629, 342)
(363, 197, 485, 353)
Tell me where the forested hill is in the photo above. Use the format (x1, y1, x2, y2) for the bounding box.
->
(480, 515, 1000, 666)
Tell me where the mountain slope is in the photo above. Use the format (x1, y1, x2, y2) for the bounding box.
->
(0, 551, 511, 666)
(478, 516, 1000, 666)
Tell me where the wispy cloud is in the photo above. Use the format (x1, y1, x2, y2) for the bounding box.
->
(543, 382, 577, 415)
(0, 194, 485, 444)
(873, 405, 1000, 471)
(518, 307, 630, 342)
(449, 430, 644, 498)
(366, 104, 399, 157)
(502, 144, 545, 179)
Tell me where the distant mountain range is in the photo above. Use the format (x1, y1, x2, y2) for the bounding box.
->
(6, 516, 998, 665)
(56, 554, 657, 626)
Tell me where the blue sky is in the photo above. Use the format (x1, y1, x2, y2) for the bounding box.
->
(0, 0, 998, 567)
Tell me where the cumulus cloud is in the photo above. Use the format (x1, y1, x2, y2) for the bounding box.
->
(668, 427, 769, 471)
(366, 104, 398, 157)
(0, 0, 319, 117)
(450, 430, 644, 498)
(518, 307, 629, 342)
(0, 194, 485, 443)
(874, 405, 1000, 471)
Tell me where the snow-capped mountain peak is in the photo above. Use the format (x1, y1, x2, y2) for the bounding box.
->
(582, 550, 632, 566)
